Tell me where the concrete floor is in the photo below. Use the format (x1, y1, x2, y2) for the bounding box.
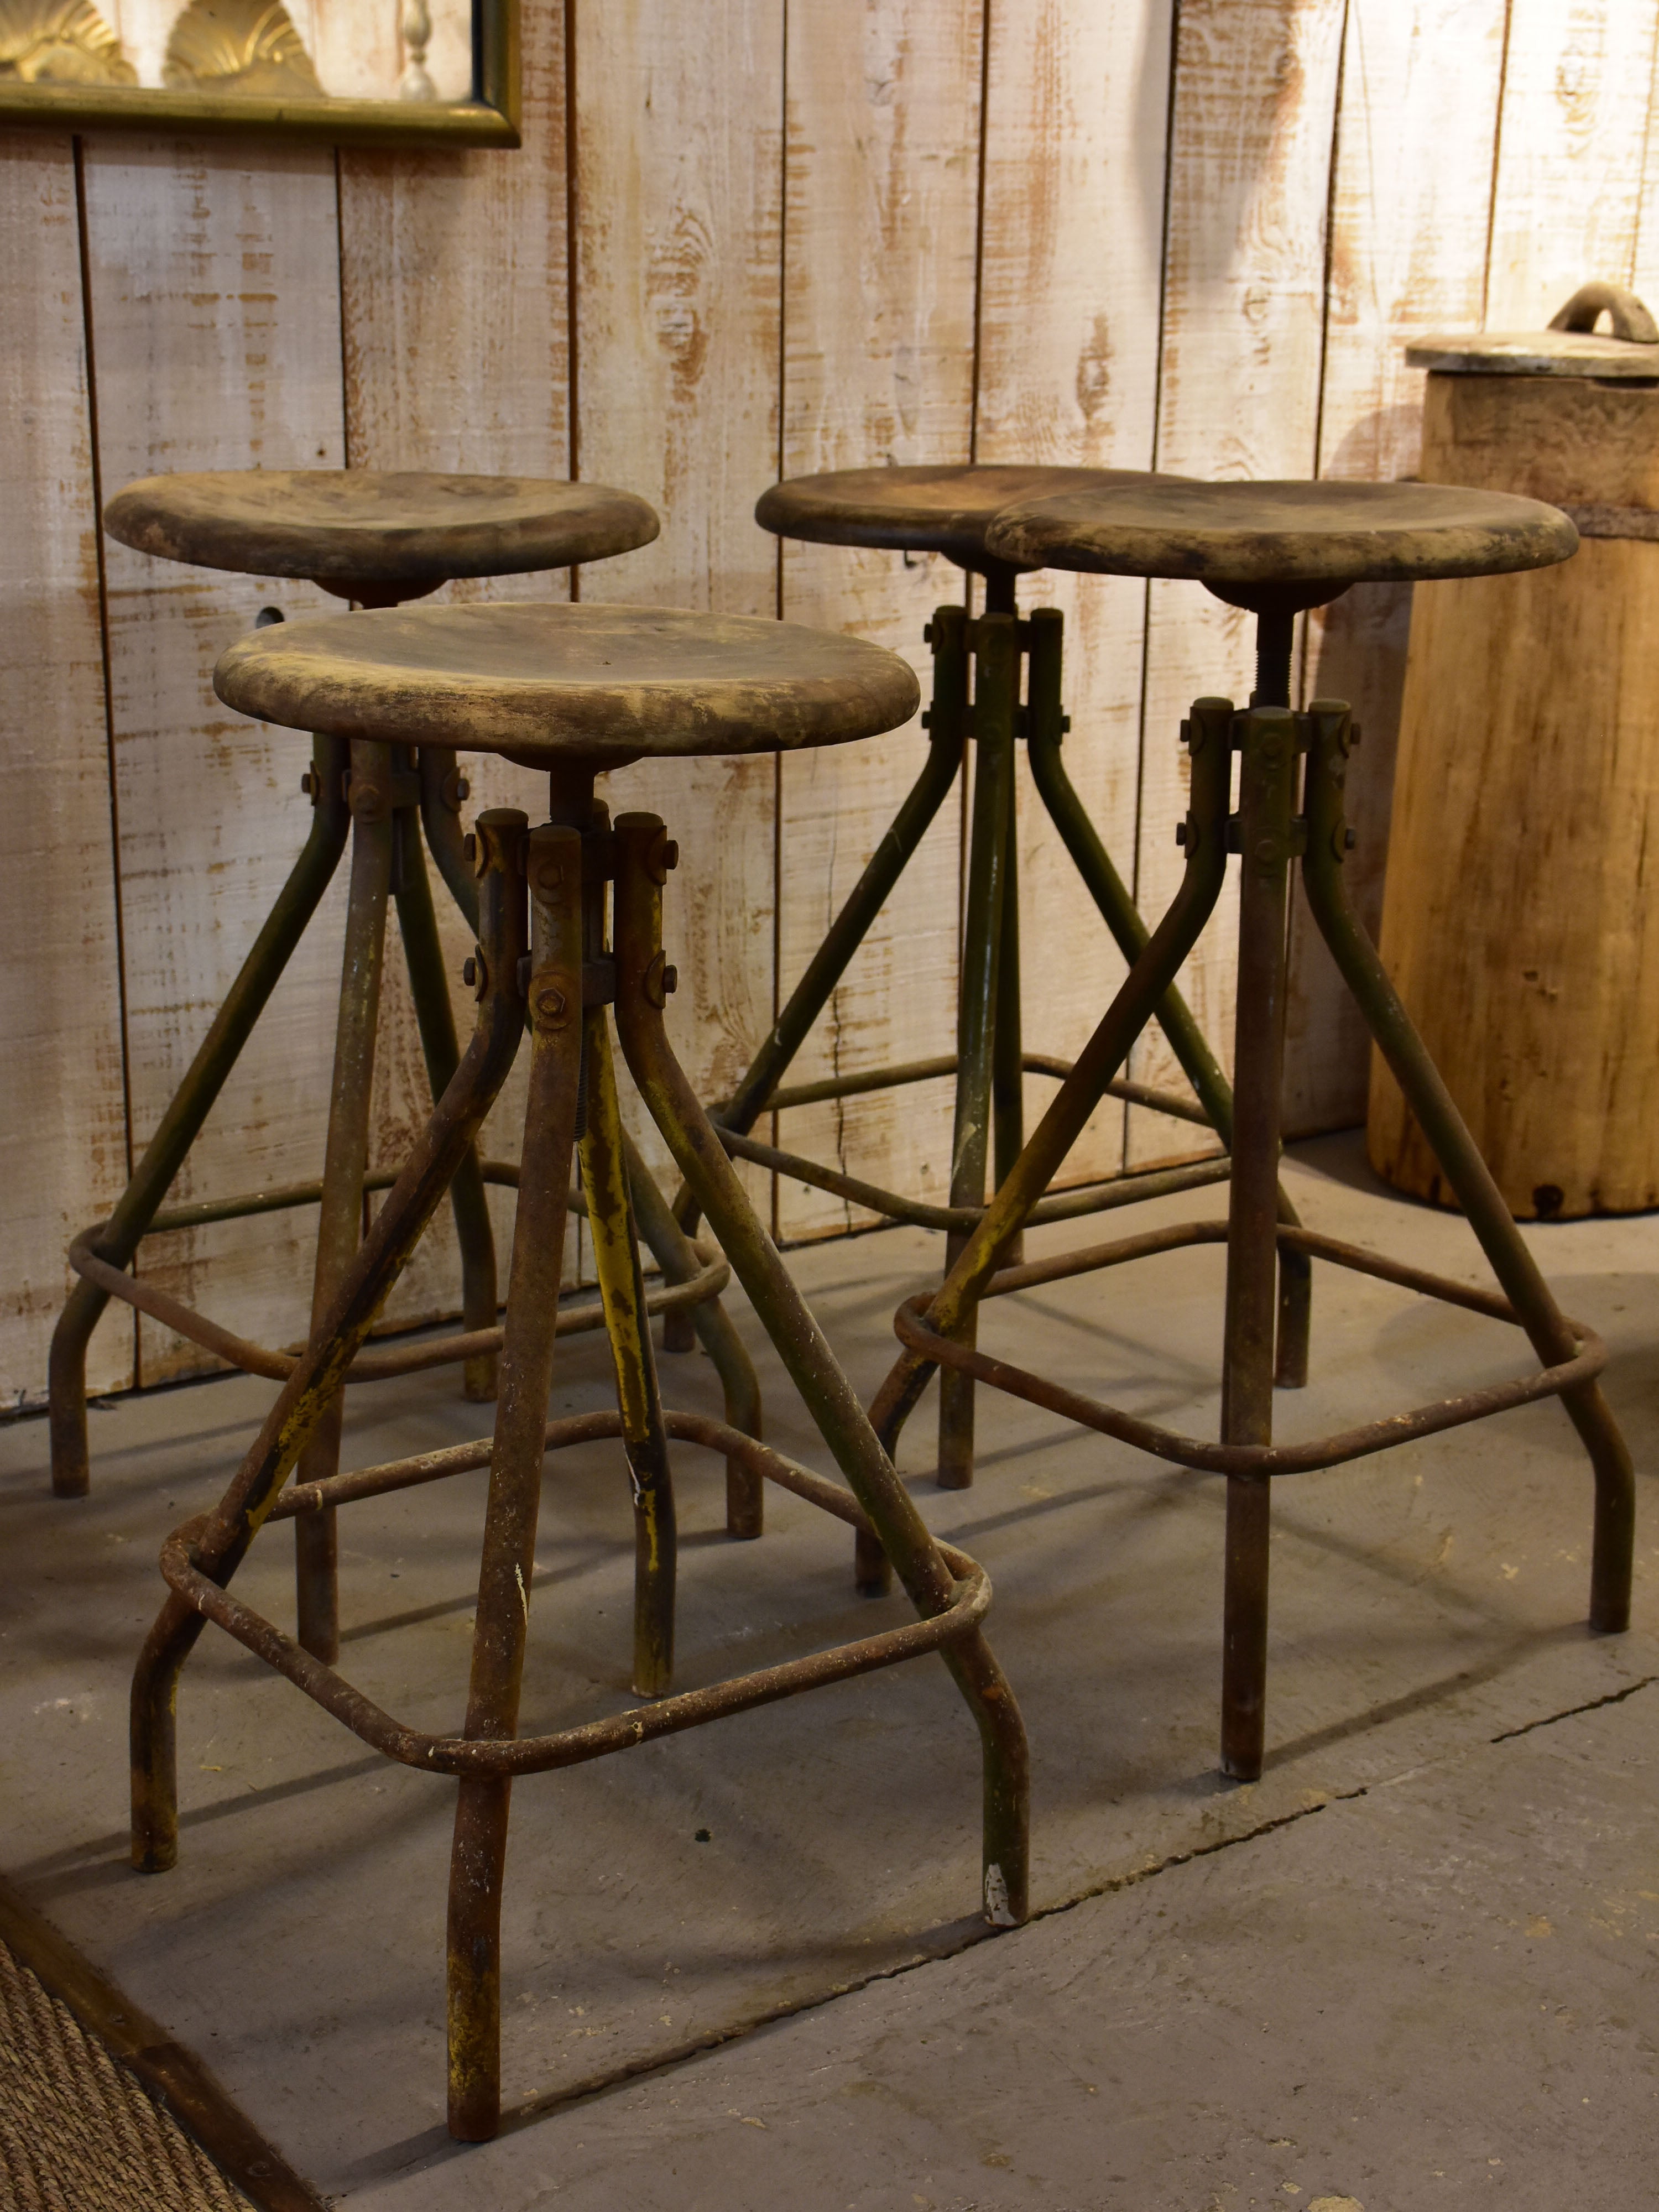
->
(1, 1131, 1655, 2209)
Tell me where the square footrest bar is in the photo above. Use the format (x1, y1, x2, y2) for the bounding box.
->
(894, 1220, 1606, 1479)
(158, 1410, 992, 1778)
(68, 1207, 730, 1385)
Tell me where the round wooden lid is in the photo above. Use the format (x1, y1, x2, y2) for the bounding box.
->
(984, 478, 1578, 599)
(105, 471, 661, 589)
(215, 602, 922, 768)
(1406, 329, 1659, 380)
(755, 465, 1188, 567)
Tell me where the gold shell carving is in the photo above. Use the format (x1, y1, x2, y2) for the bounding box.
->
(0, 1, 135, 84)
(163, 0, 321, 96)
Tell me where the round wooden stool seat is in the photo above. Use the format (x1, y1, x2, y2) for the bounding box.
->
(105, 469, 660, 600)
(985, 476, 1578, 611)
(215, 601, 921, 766)
(755, 463, 1187, 571)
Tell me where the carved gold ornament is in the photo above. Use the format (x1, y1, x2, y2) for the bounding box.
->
(0, 0, 135, 83)
(163, 0, 321, 96)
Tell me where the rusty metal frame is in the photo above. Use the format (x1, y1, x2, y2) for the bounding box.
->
(684, 589, 1310, 1500)
(868, 687, 1636, 1783)
(129, 793, 1028, 2146)
(49, 741, 763, 1564)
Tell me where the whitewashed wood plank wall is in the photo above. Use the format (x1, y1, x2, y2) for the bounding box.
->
(2, 0, 1653, 1405)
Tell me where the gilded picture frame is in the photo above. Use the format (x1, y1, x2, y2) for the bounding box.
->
(0, 0, 519, 145)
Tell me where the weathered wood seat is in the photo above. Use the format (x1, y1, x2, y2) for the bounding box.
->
(754, 461, 1189, 571)
(105, 468, 659, 602)
(986, 474, 1578, 607)
(215, 599, 921, 763)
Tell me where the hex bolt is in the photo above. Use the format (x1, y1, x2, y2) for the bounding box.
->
(662, 963, 678, 995)
(531, 979, 568, 1026)
(1344, 827, 1358, 851)
(1255, 836, 1279, 864)
(1175, 823, 1188, 848)
(299, 770, 315, 795)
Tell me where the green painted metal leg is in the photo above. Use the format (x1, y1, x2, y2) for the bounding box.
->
(869, 698, 1235, 1463)
(131, 809, 531, 1878)
(447, 820, 583, 2143)
(612, 810, 1030, 1933)
(1219, 708, 1299, 1782)
(623, 1128, 764, 1537)
(938, 613, 1018, 1495)
(49, 734, 351, 1498)
(992, 740, 1025, 1265)
(581, 1011, 677, 1698)
(673, 603, 969, 1235)
(1299, 700, 1635, 1636)
(293, 744, 397, 1665)
(1025, 610, 1310, 1389)
(394, 773, 499, 1402)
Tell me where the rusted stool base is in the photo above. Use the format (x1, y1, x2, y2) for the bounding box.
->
(690, 591, 1311, 1503)
(129, 795, 1029, 2143)
(868, 695, 1636, 1780)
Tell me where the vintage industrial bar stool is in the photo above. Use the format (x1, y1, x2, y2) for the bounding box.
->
(861, 476, 1636, 1781)
(49, 471, 760, 1668)
(129, 599, 1029, 2141)
(713, 465, 1310, 1514)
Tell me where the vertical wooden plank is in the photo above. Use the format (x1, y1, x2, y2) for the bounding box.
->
(81, 138, 348, 1384)
(573, 0, 784, 1207)
(1487, 0, 1659, 330)
(0, 138, 131, 1405)
(1283, 0, 1509, 1136)
(771, 0, 983, 1241)
(339, 1, 576, 1321)
(977, 0, 1173, 1190)
(1128, 0, 1346, 1166)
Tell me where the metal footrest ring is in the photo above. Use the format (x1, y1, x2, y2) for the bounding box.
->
(159, 1410, 992, 1778)
(894, 1219, 1605, 1479)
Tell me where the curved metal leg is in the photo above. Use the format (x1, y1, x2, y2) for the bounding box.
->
(1219, 709, 1298, 1782)
(868, 699, 1235, 1472)
(673, 604, 969, 1234)
(612, 811, 1030, 1936)
(939, 613, 1017, 1491)
(623, 1128, 764, 1537)
(294, 743, 397, 1664)
(394, 772, 499, 1402)
(448, 821, 583, 2142)
(1300, 701, 1635, 1636)
(131, 812, 530, 1877)
(49, 735, 351, 1498)
(1024, 610, 1310, 1388)
(580, 1011, 676, 1698)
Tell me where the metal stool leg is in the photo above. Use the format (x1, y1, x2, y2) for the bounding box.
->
(48, 734, 351, 1497)
(293, 742, 397, 1663)
(613, 812, 1031, 1937)
(624, 1128, 764, 1537)
(131, 810, 531, 1876)
(580, 1006, 677, 1698)
(673, 604, 968, 1237)
(394, 762, 499, 1404)
(1300, 700, 1636, 1635)
(1219, 708, 1298, 1781)
(939, 613, 1017, 1490)
(448, 822, 582, 2142)
(871, 699, 1234, 1456)
(1024, 608, 1311, 1389)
